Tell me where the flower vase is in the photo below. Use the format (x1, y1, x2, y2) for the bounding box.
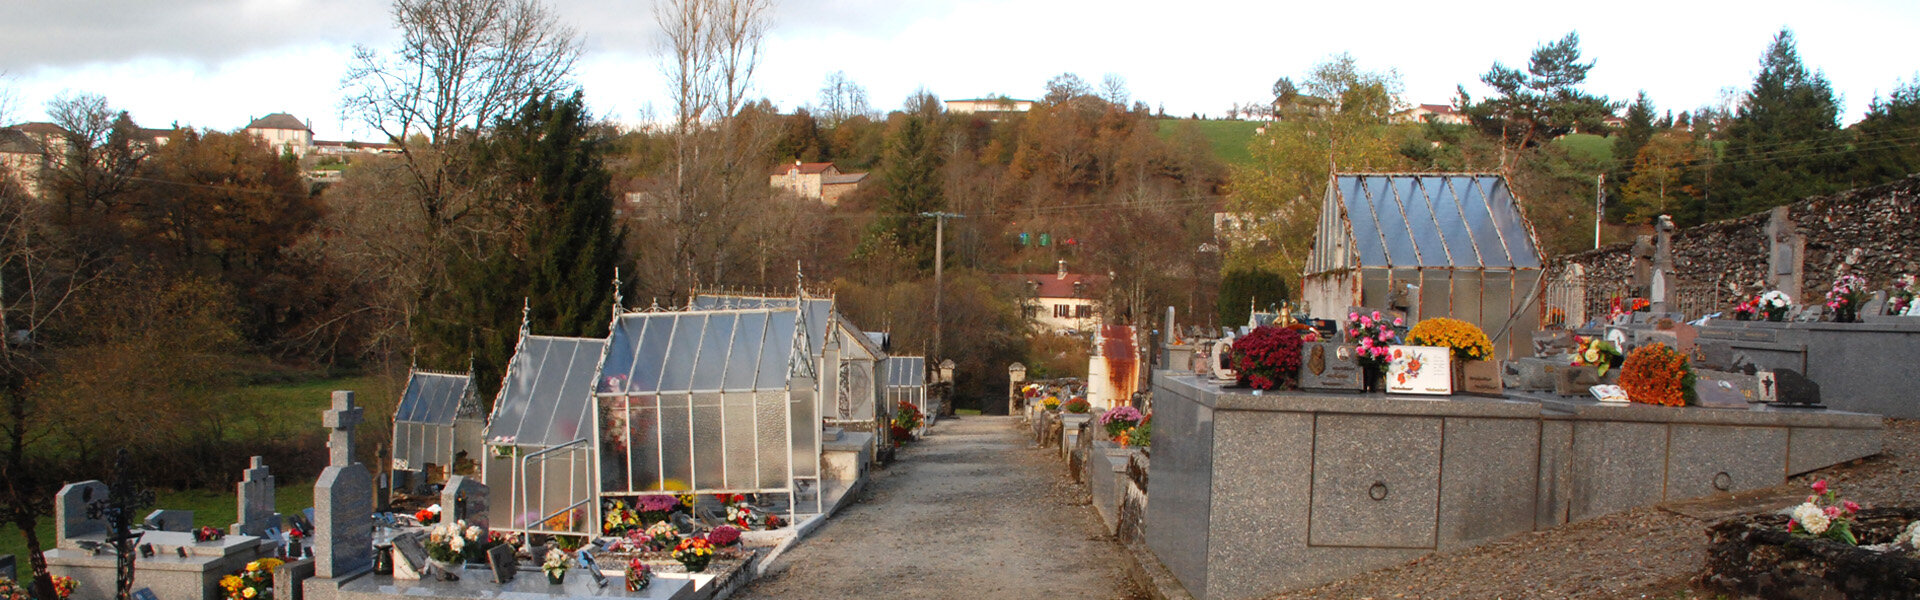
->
(625, 572, 649, 592)
(1361, 363, 1384, 393)
(682, 558, 710, 573)
(1835, 305, 1857, 323)
(546, 571, 566, 585)
(1766, 309, 1786, 322)
(1735, 312, 1751, 321)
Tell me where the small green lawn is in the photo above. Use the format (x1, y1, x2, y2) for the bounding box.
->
(1154, 118, 1263, 167)
(1554, 132, 1615, 165)
(0, 481, 317, 566)
(225, 375, 392, 441)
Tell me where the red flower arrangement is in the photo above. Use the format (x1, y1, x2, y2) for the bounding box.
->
(1617, 343, 1697, 407)
(1229, 325, 1303, 390)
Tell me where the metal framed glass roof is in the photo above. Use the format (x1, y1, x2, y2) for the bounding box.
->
(886, 356, 924, 387)
(691, 295, 835, 358)
(596, 307, 807, 395)
(1335, 174, 1541, 269)
(484, 335, 608, 448)
(394, 371, 471, 426)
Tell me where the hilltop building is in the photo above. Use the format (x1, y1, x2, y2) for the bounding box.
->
(1005, 261, 1107, 334)
(244, 113, 313, 157)
(945, 97, 1035, 117)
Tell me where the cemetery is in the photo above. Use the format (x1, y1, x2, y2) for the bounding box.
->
(22, 285, 933, 600)
(1013, 172, 1920, 600)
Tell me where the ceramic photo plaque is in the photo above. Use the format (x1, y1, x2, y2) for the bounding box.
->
(1385, 345, 1452, 396)
(1590, 384, 1629, 403)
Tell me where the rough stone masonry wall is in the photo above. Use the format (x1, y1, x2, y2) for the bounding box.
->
(1549, 175, 1920, 312)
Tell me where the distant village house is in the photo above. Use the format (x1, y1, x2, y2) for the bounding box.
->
(1005, 261, 1106, 334)
(944, 97, 1035, 117)
(770, 161, 867, 206)
(244, 113, 314, 158)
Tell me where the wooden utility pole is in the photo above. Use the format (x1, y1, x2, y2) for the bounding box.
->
(1594, 173, 1606, 249)
(922, 211, 964, 363)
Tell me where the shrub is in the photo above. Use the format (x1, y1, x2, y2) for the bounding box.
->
(1064, 397, 1090, 413)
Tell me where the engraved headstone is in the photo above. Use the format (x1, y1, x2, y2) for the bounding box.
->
(1694, 369, 1762, 403)
(392, 533, 428, 580)
(439, 476, 489, 537)
(1504, 356, 1564, 391)
(1790, 305, 1825, 323)
(54, 481, 108, 549)
(1861, 291, 1887, 318)
(1297, 342, 1363, 392)
(314, 390, 375, 579)
(232, 456, 276, 537)
(1554, 364, 1612, 396)
(142, 509, 193, 532)
(0, 554, 15, 581)
(1693, 340, 1734, 371)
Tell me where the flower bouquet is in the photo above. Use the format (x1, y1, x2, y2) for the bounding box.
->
(1789, 480, 1861, 545)
(633, 494, 680, 524)
(1732, 296, 1759, 321)
(1041, 395, 1061, 411)
(0, 576, 79, 600)
(602, 500, 640, 536)
(1826, 274, 1869, 322)
(1228, 325, 1303, 390)
(1570, 336, 1623, 376)
(707, 525, 742, 547)
(624, 558, 651, 592)
(1115, 415, 1151, 448)
(1759, 290, 1791, 321)
(195, 525, 226, 543)
(1890, 275, 1916, 315)
(644, 520, 681, 551)
(220, 558, 283, 600)
(1100, 406, 1143, 440)
(672, 536, 714, 573)
(541, 548, 570, 584)
(1618, 343, 1697, 407)
(1063, 397, 1090, 414)
(1345, 311, 1400, 391)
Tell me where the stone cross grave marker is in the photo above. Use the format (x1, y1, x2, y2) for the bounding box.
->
(232, 456, 277, 537)
(55, 481, 108, 549)
(1766, 207, 1803, 303)
(439, 476, 489, 536)
(1651, 215, 1678, 313)
(314, 391, 374, 579)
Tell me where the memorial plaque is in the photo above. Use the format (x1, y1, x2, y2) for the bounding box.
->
(392, 534, 429, 576)
(1460, 360, 1503, 396)
(1861, 292, 1887, 318)
(1554, 364, 1612, 396)
(1694, 378, 1748, 408)
(1590, 384, 1629, 403)
(132, 590, 158, 600)
(1298, 342, 1364, 392)
(1532, 329, 1576, 358)
(1385, 345, 1451, 396)
(1907, 300, 1920, 317)
(1693, 369, 1762, 403)
(486, 544, 517, 583)
(1693, 340, 1734, 371)
(1766, 368, 1824, 408)
(1504, 356, 1564, 391)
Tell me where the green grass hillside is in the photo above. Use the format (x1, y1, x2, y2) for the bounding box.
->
(1155, 118, 1263, 167)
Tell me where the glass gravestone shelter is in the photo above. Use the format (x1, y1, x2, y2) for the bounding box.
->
(389, 368, 481, 487)
(1301, 174, 1545, 358)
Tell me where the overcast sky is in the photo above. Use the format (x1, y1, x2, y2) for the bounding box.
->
(3, 0, 1917, 141)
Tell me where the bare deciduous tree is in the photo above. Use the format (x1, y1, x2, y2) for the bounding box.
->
(341, 0, 582, 226)
(817, 70, 870, 126)
(1100, 73, 1129, 107)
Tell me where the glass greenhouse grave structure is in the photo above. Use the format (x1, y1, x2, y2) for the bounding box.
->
(389, 368, 481, 488)
(1301, 174, 1545, 358)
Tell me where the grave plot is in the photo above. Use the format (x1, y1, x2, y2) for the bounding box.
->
(389, 368, 482, 494)
(883, 355, 930, 435)
(692, 293, 895, 455)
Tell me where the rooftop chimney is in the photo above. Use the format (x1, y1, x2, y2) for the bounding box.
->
(1056, 260, 1067, 280)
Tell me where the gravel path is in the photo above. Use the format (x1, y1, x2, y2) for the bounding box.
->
(734, 416, 1144, 600)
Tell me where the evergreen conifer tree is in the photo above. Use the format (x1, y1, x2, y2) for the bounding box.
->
(1710, 28, 1847, 215)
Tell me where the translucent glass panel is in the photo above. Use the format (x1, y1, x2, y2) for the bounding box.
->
(724, 312, 769, 390)
(1341, 177, 1389, 266)
(1368, 178, 1420, 266)
(759, 311, 799, 389)
(1451, 271, 1483, 329)
(627, 395, 662, 491)
(754, 391, 790, 487)
(1397, 178, 1447, 264)
(660, 315, 705, 391)
(1454, 177, 1514, 267)
(789, 384, 818, 478)
(1425, 177, 1484, 267)
(691, 315, 736, 391)
(1483, 179, 1542, 268)
(690, 393, 725, 489)
(1508, 270, 1544, 358)
(393, 423, 416, 470)
(721, 392, 758, 489)
(598, 397, 629, 492)
(1361, 269, 1390, 310)
(486, 337, 607, 448)
(484, 452, 515, 528)
(658, 393, 692, 488)
(1419, 270, 1453, 324)
(1480, 270, 1515, 354)
(630, 316, 675, 393)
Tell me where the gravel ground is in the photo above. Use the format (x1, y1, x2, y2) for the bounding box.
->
(734, 416, 1145, 600)
(1272, 418, 1920, 600)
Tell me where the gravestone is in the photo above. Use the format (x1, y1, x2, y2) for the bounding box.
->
(1693, 378, 1749, 408)
(1297, 342, 1363, 392)
(142, 509, 193, 532)
(231, 456, 277, 537)
(314, 390, 374, 579)
(485, 544, 516, 584)
(1861, 291, 1887, 319)
(0, 554, 14, 581)
(1460, 360, 1503, 396)
(1766, 369, 1824, 409)
(54, 481, 108, 549)
(1504, 356, 1564, 391)
(1651, 216, 1679, 313)
(391, 532, 428, 580)
(1533, 328, 1576, 357)
(1766, 207, 1803, 304)
(1554, 365, 1612, 397)
(439, 476, 489, 536)
(1790, 305, 1825, 323)
(1629, 236, 1654, 299)
(1693, 340, 1734, 371)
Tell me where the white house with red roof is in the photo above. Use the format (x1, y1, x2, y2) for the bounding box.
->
(1004, 260, 1107, 334)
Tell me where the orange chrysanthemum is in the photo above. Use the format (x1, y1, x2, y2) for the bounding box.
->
(1617, 343, 1697, 407)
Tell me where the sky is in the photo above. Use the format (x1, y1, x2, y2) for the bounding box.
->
(3, 0, 1917, 142)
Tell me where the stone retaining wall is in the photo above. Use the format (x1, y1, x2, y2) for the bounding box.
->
(1550, 175, 1920, 314)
